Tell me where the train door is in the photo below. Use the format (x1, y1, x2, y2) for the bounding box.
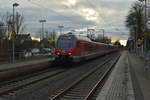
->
(80, 42, 85, 56)
(76, 41, 84, 56)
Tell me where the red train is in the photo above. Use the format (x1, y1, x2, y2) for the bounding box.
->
(55, 32, 117, 62)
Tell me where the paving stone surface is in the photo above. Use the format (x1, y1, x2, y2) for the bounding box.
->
(96, 51, 135, 100)
(128, 53, 150, 100)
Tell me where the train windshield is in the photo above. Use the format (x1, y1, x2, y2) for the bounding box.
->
(56, 35, 75, 50)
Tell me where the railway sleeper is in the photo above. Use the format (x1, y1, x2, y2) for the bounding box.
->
(62, 95, 86, 99)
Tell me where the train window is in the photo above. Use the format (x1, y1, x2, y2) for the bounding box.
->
(56, 36, 75, 49)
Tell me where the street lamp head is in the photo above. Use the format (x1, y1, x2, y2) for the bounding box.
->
(58, 25, 64, 28)
(138, 0, 145, 2)
(13, 3, 19, 7)
(39, 20, 46, 23)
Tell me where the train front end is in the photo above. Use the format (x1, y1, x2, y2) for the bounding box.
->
(55, 34, 79, 63)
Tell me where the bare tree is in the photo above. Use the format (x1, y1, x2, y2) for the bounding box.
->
(0, 21, 7, 38)
(125, 1, 144, 39)
(2, 12, 13, 38)
(48, 30, 57, 41)
(2, 12, 25, 37)
(15, 12, 25, 34)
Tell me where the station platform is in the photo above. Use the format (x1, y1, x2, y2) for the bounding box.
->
(0, 57, 54, 71)
(97, 51, 150, 100)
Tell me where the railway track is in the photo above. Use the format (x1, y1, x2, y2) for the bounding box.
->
(0, 68, 66, 96)
(0, 52, 120, 100)
(0, 53, 110, 97)
(50, 54, 120, 100)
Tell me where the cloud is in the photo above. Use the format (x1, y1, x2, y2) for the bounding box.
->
(62, 0, 78, 7)
(0, 0, 135, 39)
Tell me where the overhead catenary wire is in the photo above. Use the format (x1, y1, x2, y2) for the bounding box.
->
(27, 0, 107, 31)
(85, 0, 127, 35)
(26, 0, 126, 35)
(26, 0, 90, 30)
(85, 0, 115, 29)
(27, 0, 73, 20)
(85, 0, 117, 38)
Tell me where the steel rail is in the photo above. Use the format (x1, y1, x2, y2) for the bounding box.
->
(0, 67, 58, 86)
(0, 69, 65, 96)
(85, 55, 120, 100)
(50, 56, 115, 100)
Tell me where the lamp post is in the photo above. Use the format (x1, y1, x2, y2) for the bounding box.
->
(144, 0, 147, 21)
(144, 0, 147, 54)
(134, 26, 137, 53)
(58, 25, 64, 35)
(39, 20, 46, 40)
(130, 24, 137, 53)
(101, 29, 105, 42)
(12, 3, 19, 63)
(133, 17, 137, 53)
(139, 0, 148, 54)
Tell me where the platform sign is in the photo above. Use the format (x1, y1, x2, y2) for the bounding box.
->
(144, 32, 148, 36)
(128, 39, 134, 43)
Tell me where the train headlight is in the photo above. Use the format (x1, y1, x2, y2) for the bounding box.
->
(56, 52, 60, 55)
(68, 52, 72, 56)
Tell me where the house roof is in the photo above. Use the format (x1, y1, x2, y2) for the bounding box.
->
(14, 34, 31, 43)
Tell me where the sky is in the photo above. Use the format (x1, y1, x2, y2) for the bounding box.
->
(0, 0, 136, 45)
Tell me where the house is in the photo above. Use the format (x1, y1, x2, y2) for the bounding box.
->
(14, 34, 32, 51)
(14, 34, 32, 44)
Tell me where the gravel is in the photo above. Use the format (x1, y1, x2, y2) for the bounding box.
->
(0, 53, 117, 100)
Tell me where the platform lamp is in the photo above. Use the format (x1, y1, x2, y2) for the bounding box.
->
(12, 3, 19, 63)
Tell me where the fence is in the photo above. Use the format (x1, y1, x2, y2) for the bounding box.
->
(0, 52, 26, 63)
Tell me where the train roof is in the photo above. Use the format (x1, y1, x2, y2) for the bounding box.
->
(75, 35, 91, 42)
(59, 33, 91, 42)
(59, 32, 113, 46)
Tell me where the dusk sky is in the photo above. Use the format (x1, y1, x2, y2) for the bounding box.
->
(0, 0, 136, 40)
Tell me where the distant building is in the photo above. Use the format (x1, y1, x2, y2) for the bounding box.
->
(14, 34, 32, 44)
(22, 40, 40, 49)
(14, 34, 32, 51)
